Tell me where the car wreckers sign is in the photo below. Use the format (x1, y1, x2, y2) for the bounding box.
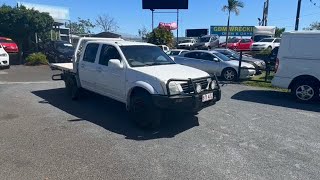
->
(210, 26, 254, 36)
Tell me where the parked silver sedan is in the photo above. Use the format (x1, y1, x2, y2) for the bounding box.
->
(174, 50, 256, 81)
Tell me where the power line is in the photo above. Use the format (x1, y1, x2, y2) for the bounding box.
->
(269, 12, 320, 22)
(310, 0, 320, 8)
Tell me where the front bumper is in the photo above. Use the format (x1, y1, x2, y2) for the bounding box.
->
(239, 69, 256, 79)
(153, 89, 221, 112)
(0, 56, 9, 67)
(251, 46, 267, 51)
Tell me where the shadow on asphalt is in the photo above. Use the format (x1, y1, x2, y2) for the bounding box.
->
(32, 88, 199, 141)
(231, 90, 320, 113)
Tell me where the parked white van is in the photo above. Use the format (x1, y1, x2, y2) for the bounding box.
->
(272, 31, 320, 102)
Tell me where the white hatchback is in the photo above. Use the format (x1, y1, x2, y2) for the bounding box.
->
(0, 44, 9, 68)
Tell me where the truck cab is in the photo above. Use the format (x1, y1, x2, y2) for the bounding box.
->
(51, 38, 221, 128)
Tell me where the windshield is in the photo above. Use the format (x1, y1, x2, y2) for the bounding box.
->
(169, 51, 181, 55)
(0, 39, 14, 43)
(228, 38, 240, 43)
(213, 52, 231, 61)
(200, 37, 210, 42)
(120, 45, 176, 67)
(56, 43, 75, 54)
(253, 35, 272, 42)
(181, 39, 193, 43)
(258, 38, 274, 43)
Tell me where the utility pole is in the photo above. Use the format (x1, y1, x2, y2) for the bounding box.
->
(261, 1, 266, 26)
(265, 0, 269, 26)
(295, 0, 302, 31)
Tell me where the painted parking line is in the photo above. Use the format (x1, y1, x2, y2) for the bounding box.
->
(0, 81, 54, 85)
(0, 71, 8, 75)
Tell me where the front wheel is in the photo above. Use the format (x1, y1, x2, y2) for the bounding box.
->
(222, 68, 237, 81)
(130, 91, 161, 129)
(292, 80, 319, 102)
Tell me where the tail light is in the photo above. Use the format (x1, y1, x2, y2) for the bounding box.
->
(275, 58, 280, 73)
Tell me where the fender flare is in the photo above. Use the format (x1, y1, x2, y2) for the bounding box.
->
(126, 81, 159, 110)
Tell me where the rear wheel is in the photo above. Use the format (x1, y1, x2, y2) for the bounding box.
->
(222, 68, 237, 81)
(130, 91, 161, 129)
(292, 80, 319, 102)
(64, 75, 80, 100)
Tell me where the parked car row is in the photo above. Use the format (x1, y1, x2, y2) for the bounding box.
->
(174, 50, 256, 81)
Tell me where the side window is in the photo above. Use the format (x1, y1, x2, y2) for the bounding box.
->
(185, 52, 200, 59)
(200, 53, 213, 61)
(245, 39, 251, 43)
(99, 44, 121, 66)
(274, 39, 281, 43)
(240, 39, 246, 43)
(83, 43, 99, 63)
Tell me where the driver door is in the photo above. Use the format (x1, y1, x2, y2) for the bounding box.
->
(198, 52, 220, 74)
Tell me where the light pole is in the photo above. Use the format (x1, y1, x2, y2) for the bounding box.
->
(295, 0, 302, 31)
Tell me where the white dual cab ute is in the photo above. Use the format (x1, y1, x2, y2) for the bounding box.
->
(50, 38, 221, 127)
(272, 31, 320, 102)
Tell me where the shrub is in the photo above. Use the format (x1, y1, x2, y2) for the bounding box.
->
(25, 52, 48, 66)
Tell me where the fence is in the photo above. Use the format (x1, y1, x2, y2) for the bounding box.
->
(237, 50, 274, 82)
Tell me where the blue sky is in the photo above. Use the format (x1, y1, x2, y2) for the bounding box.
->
(2, 0, 320, 36)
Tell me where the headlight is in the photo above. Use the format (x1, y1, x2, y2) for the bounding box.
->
(0, 53, 7, 57)
(195, 83, 202, 93)
(168, 82, 183, 95)
(211, 80, 217, 89)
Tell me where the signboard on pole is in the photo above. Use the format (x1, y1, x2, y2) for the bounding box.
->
(142, 0, 188, 9)
(186, 29, 208, 37)
(210, 26, 254, 36)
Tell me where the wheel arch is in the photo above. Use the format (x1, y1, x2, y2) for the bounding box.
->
(289, 75, 320, 90)
(126, 81, 158, 110)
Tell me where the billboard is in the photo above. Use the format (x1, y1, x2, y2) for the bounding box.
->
(142, 0, 188, 9)
(186, 29, 208, 37)
(18, 2, 69, 23)
(210, 26, 254, 36)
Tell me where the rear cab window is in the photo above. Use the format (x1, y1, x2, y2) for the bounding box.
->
(83, 43, 99, 63)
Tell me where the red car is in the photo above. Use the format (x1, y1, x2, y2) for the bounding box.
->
(0, 37, 19, 53)
(220, 38, 254, 51)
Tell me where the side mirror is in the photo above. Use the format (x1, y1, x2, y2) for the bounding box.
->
(213, 57, 219, 62)
(108, 59, 123, 69)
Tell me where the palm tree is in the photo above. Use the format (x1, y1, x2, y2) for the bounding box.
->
(222, 0, 244, 47)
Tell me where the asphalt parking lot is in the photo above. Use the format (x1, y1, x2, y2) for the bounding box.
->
(0, 66, 320, 179)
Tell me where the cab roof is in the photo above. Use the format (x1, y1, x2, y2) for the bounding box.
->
(86, 40, 155, 47)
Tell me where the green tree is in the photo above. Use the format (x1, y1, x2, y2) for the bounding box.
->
(304, 22, 320, 30)
(275, 27, 285, 37)
(146, 27, 174, 47)
(222, 0, 244, 46)
(0, 4, 54, 54)
(66, 18, 95, 35)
